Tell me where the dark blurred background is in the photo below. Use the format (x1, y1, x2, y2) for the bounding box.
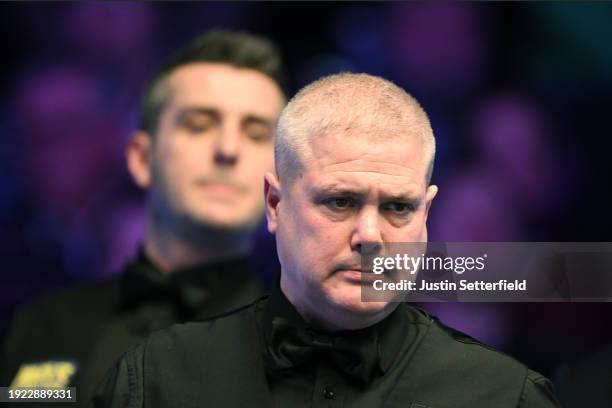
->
(1, 2, 611, 379)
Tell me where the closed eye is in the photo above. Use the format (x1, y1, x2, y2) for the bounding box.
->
(243, 117, 273, 142)
(179, 110, 219, 133)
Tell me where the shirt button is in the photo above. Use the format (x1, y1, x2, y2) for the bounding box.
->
(323, 386, 335, 399)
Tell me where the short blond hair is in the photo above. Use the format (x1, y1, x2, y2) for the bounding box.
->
(275, 72, 435, 185)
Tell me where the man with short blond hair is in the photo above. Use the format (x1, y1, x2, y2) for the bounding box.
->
(93, 73, 560, 408)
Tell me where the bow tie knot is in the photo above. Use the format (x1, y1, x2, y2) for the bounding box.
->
(266, 316, 381, 386)
(122, 264, 210, 313)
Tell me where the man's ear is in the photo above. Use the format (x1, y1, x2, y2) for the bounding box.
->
(264, 172, 282, 234)
(126, 130, 153, 189)
(423, 184, 438, 223)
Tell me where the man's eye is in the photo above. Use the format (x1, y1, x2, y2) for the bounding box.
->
(244, 123, 272, 142)
(326, 198, 356, 210)
(382, 202, 414, 214)
(183, 115, 216, 133)
(246, 130, 271, 142)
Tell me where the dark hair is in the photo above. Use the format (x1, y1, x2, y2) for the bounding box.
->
(140, 29, 286, 134)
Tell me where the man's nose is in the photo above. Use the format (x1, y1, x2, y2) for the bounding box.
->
(213, 123, 240, 166)
(350, 208, 383, 254)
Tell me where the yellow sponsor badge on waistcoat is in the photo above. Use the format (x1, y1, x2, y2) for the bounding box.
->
(10, 361, 77, 387)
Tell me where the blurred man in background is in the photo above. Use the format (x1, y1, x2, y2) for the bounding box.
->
(1, 29, 286, 406)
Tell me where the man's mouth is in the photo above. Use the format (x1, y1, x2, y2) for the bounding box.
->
(336, 268, 378, 283)
(195, 179, 246, 198)
(203, 182, 240, 195)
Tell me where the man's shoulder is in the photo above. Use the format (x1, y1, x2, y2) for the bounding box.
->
(93, 298, 271, 408)
(396, 305, 558, 407)
(4, 277, 121, 354)
(409, 305, 527, 372)
(404, 305, 532, 386)
(2, 277, 124, 386)
(114, 298, 266, 396)
(135, 296, 265, 356)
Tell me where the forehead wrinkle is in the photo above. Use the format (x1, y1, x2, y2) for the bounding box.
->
(320, 170, 420, 181)
(317, 169, 417, 183)
(316, 159, 421, 177)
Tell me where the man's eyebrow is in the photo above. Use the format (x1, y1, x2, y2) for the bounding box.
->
(242, 114, 274, 126)
(382, 192, 421, 202)
(177, 107, 220, 118)
(176, 108, 273, 125)
(311, 184, 366, 197)
(383, 193, 423, 208)
(313, 184, 420, 197)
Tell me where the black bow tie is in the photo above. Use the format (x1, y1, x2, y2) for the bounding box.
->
(265, 316, 383, 386)
(121, 262, 211, 314)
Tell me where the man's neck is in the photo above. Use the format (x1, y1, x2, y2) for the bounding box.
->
(144, 218, 251, 273)
(280, 278, 396, 332)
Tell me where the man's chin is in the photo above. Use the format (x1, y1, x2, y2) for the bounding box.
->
(320, 297, 392, 331)
(346, 300, 390, 316)
(330, 291, 390, 317)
